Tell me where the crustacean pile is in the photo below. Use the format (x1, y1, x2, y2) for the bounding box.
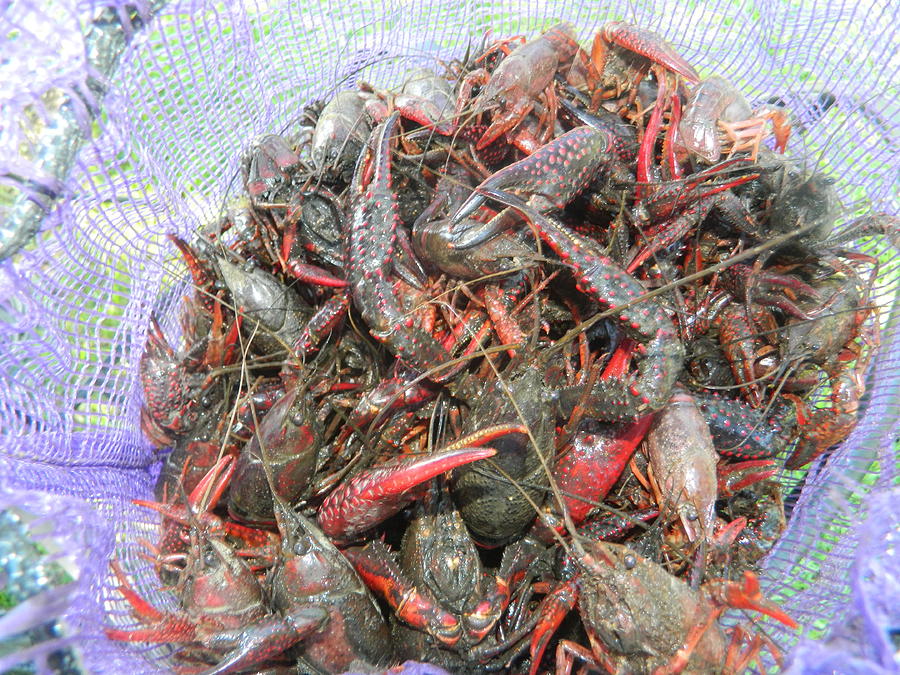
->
(106, 20, 894, 675)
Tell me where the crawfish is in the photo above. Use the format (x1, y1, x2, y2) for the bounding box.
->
(785, 319, 879, 469)
(678, 75, 789, 162)
(590, 22, 700, 94)
(345, 483, 544, 670)
(268, 502, 393, 673)
(226, 385, 323, 526)
(139, 302, 237, 448)
(311, 90, 376, 183)
(243, 133, 304, 203)
(530, 540, 797, 674)
(216, 257, 308, 356)
(645, 387, 718, 545)
(459, 22, 584, 149)
(107, 538, 327, 674)
(713, 479, 786, 580)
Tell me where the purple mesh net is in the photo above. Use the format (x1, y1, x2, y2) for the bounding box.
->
(0, 0, 898, 672)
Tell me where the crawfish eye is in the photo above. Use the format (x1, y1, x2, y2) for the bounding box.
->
(290, 412, 305, 427)
(242, 259, 256, 273)
(201, 395, 214, 408)
(292, 539, 310, 556)
(623, 554, 636, 570)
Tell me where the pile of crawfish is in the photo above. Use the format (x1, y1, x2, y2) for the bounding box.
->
(108, 20, 894, 675)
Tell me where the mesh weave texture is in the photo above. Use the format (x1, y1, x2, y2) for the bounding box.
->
(1, 0, 898, 672)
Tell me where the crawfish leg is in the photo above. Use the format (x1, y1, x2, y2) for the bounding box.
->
(528, 579, 579, 675)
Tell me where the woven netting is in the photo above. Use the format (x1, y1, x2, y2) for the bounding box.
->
(1, 0, 898, 672)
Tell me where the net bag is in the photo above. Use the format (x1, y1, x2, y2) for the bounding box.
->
(1, 0, 898, 672)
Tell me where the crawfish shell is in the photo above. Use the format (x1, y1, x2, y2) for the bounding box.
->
(450, 367, 553, 547)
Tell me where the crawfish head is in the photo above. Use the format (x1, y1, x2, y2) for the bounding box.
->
(243, 133, 303, 202)
(139, 317, 223, 447)
(180, 538, 267, 630)
(311, 90, 374, 183)
(645, 388, 718, 543)
(269, 503, 393, 673)
(400, 492, 484, 618)
(227, 386, 323, 526)
(576, 541, 728, 673)
(762, 164, 841, 250)
(217, 257, 307, 355)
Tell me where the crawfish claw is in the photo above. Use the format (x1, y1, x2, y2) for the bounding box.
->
(717, 459, 777, 497)
(200, 605, 328, 675)
(711, 571, 798, 629)
(317, 445, 498, 545)
(602, 22, 701, 83)
(449, 215, 510, 250)
(451, 189, 489, 226)
(453, 126, 611, 234)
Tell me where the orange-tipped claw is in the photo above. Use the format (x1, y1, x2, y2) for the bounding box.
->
(719, 571, 799, 629)
(344, 541, 462, 647)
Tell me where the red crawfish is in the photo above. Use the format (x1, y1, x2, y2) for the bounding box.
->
(590, 22, 701, 97)
(457, 22, 586, 150)
(106, 538, 327, 674)
(226, 385, 323, 527)
(139, 301, 239, 448)
(267, 502, 394, 673)
(343, 484, 543, 666)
